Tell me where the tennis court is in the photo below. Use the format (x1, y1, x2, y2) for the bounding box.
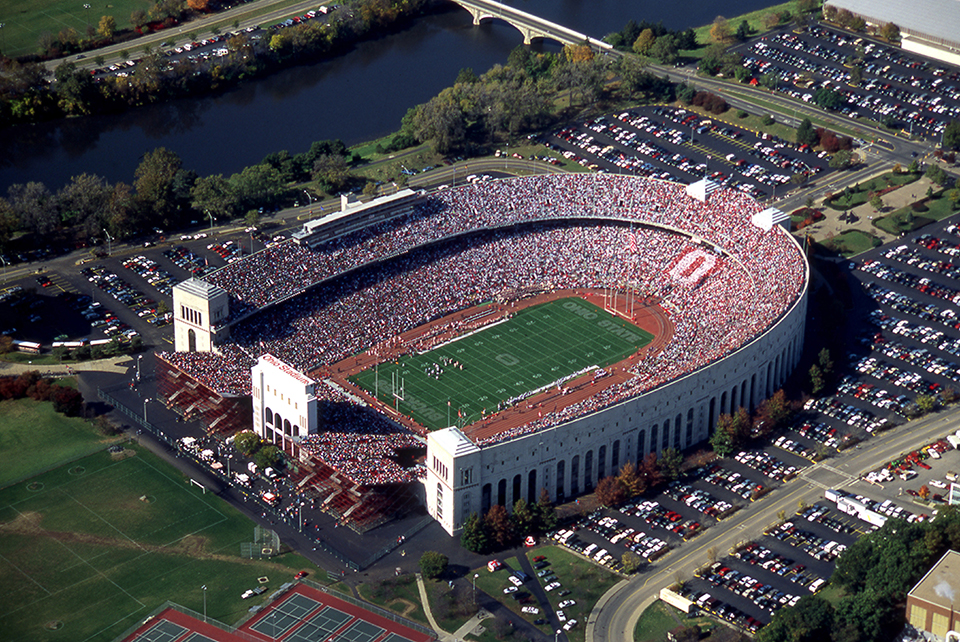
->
(122, 584, 432, 642)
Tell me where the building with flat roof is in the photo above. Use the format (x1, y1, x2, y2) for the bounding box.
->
(906, 549, 960, 639)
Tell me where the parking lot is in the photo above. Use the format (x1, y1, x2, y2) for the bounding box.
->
(732, 23, 960, 141)
(538, 105, 833, 200)
(0, 227, 271, 351)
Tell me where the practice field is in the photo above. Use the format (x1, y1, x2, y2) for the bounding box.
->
(350, 297, 654, 430)
(0, 0, 153, 58)
(0, 449, 310, 642)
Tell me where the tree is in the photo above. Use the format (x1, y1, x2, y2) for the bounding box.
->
(879, 22, 900, 41)
(849, 65, 862, 87)
(254, 444, 281, 470)
(639, 452, 662, 490)
(595, 475, 627, 507)
(617, 461, 646, 497)
(311, 154, 351, 192)
(563, 42, 594, 64)
(919, 485, 931, 501)
(632, 29, 655, 56)
(512, 498, 534, 535)
(56, 173, 113, 238)
(757, 595, 835, 642)
(916, 394, 937, 414)
(710, 424, 734, 457)
(230, 164, 285, 211)
(233, 430, 260, 456)
(796, 117, 817, 146)
(710, 16, 732, 44)
(810, 364, 824, 394)
(658, 447, 683, 481)
(191, 174, 238, 221)
(188, 0, 212, 10)
(621, 551, 642, 573)
(7, 182, 55, 236)
(735, 20, 751, 41)
(814, 86, 842, 110)
(460, 512, 490, 553)
(944, 120, 960, 151)
(829, 149, 855, 170)
(648, 34, 678, 65)
(419, 551, 448, 579)
(484, 504, 515, 549)
(533, 488, 557, 531)
(755, 390, 792, 435)
(97, 15, 117, 40)
(130, 9, 148, 30)
(870, 193, 884, 212)
(926, 163, 949, 186)
(134, 147, 194, 229)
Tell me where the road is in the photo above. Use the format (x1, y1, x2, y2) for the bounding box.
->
(588, 406, 960, 642)
(41, 0, 323, 73)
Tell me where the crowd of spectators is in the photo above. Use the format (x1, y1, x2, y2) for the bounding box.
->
(159, 174, 806, 472)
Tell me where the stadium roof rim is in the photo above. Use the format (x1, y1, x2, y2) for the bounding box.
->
(824, 0, 960, 50)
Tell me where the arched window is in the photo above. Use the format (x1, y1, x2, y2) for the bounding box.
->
(598, 445, 607, 479)
(556, 460, 566, 502)
(187, 329, 197, 353)
(481, 484, 492, 514)
(497, 479, 506, 507)
(584, 450, 594, 491)
(512, 474, 521, 505)
(612, 440, 620, 470)
(571, 456, 580, 495)
(528, 469, 537, 504)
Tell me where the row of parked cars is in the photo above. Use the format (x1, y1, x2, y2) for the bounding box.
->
(164, 245, 218, 278)
(122, 255, 179, 298)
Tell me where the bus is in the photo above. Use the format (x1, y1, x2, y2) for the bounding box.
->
(12, 340, 41, 354)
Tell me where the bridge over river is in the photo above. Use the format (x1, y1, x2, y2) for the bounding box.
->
(449, 0, 615, 50)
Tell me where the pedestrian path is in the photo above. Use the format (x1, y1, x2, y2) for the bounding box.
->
(0, 355, 133, 375)
(414, 573, 491, 642)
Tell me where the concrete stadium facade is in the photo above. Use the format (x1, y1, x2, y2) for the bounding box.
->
(424, 275, 807, 535)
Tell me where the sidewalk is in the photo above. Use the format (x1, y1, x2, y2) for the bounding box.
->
(414, 573, 492, 642)
(801, 175, 935, 246)
(0, 354, 134, 375)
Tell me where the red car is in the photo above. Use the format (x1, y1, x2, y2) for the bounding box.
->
(294, 571, 308, 580)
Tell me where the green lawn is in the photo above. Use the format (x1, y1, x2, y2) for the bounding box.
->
(817, 229, 883, 257)
(357, 574, 428, 627)
(634, 600, 714, 642)
(526, 546, 622, 642)
(350, 297, 653, 430)
(0, 448, 312, 642)
(0, 0, 153, 57)
(824, 172, 921, 210)
(0, 397, 121, 487)
(875, 191, 959, 235)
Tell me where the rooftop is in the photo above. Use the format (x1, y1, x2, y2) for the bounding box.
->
(825, 0, 960, 48)
(908, 549, 960, 609)
(173, 277, 229, 301)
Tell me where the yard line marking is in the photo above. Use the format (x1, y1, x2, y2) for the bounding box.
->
(0, 550, 51, 596)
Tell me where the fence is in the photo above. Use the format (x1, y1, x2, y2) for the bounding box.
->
(306, 580, 437, 640)
(97, 387, 175, 447)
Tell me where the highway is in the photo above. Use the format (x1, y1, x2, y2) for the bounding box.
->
(588, 407, 960, 642)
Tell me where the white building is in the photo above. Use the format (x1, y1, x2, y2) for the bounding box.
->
(251, 353, 318, 455)
(172, 278, 230, 353)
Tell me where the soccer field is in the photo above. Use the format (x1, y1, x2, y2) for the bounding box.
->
(350, 297, 654, 430)
(0, 449, 309, 642)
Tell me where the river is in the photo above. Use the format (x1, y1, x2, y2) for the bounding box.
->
(0, 0, 776, 191)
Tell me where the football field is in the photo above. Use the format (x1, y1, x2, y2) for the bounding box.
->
(350, 297, 654, 430)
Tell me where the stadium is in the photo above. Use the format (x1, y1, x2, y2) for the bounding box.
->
(158, 173, 809, 535)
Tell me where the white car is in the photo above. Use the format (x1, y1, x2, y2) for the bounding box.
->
(556, 610, 566, 622)
(558, 599, 576, 608)
(563, 619, 578, 631)
(508, 575, 523, 587)
(544, 581, 561, 592)
(521, 606, 539, 615)
(503, 586, 517, 594)
(930, 480, 948, 489)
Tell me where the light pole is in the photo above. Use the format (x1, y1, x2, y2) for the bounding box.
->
(556, 629, 561, 642)
(303, 189, 314, 206)
(473, 573, 478, 603)
(201, 584, 207, 621)
(143, 398, 150, 423)
(207, 210, 214, 230)
(0, 255, 6, 283)
(136, 355, 142, 382)
(103, 229, 113, 256)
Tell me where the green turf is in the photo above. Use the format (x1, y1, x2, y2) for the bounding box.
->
(0, 0, 154, 58)
(0, 397, 120, 487)
(349, 297, 654, 430)
(0, 448, 312, 642)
